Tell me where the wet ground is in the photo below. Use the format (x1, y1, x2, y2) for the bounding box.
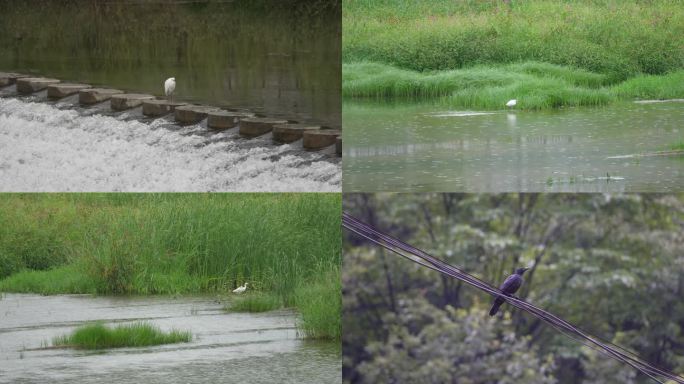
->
(343, 100, 684, 192)
(0, 87, 340, 191)
(0, 293, 341, 384)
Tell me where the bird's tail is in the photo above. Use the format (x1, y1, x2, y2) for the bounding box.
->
(489, 296, 505, 316)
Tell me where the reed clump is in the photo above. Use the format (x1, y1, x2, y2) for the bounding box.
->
(52, 322, 191, 349)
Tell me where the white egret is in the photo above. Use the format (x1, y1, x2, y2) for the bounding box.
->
(164, 77, 176, 101)
(232, 283, 248, 294)
(506, 99, 517, 108)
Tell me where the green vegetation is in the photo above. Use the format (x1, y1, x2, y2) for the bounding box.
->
(343, 0, 684, 108)
(295, 270, 341, 339)
(344, 194, 684, 383)
(229, 292, 283, 313)
(52, 322, 191, 349)
(344, 61, 617, 109)
(0, 193, 341, 339)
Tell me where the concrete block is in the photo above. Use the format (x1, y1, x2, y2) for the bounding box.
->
(110, 93, 155, 111)
(47, 83, 91, 99)
(79, 88, 124, 105)
(239, 117, 289, 137)
(272, 123, 321, 143)
(0, 72, 30, 87)
(142, 99, 187, 117)
(207, 111, 255, 130)
(174, 105, 219, 124)
(303, 129, 341, 149)
(16, 77, 60, 94)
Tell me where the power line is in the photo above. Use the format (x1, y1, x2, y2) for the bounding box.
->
(343, 212, 684, 384)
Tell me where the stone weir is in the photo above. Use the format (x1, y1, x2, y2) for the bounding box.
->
(0, 72, 341, 156)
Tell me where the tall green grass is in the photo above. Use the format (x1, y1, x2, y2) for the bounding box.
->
(343, 62, 684, 109)
(343, 0, 684, 80)
(0, 194, 341, 339)
(229, 292, 283, 313)
(52, 322, 191, 349)
(295, 269, 341, 340)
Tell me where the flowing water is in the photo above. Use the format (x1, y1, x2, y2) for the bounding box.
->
(343, 101, 684, 192)
(0, 293, 341, 384)
(0, 90, 340, 191)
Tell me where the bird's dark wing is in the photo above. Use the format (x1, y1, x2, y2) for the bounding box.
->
(499, 274, 522, 295)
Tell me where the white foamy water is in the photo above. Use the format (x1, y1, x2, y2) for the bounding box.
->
(0, 98, 340, 191)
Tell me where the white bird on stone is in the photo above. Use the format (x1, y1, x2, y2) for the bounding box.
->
(232, 283, 248, 294)
(164, 77, 176, 101)
(506, 99, 517, 108)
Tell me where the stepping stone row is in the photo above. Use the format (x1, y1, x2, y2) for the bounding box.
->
(1, 74, 341, 152)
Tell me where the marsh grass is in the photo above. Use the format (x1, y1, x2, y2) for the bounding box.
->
(229, 292, 283, 313)
(0, 194, 341, 339)
(343, 0, 684, 108)
(295, 270, 341, 340)
(344, 62, 684, 109)
(0, 265, 97, 295)
(52, 322, 191, 349)
(343, 0, 684, 79)
(612, 71, 684, 101)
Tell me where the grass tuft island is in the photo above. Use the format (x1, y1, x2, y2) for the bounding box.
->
(52, 322, 191, 350)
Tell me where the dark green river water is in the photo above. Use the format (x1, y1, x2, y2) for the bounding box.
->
(0, 0, 340, 127)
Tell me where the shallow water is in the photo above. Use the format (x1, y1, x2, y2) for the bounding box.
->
(343, 101, 684, 192)
(0, 91, 340, 191)
(0, 1, 340, 128)
(0, 293, 341, 384)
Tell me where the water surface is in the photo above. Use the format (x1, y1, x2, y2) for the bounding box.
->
(0, 293, 340, 384)
(0, 1, 340, 127)
(343, 101, 684, 192)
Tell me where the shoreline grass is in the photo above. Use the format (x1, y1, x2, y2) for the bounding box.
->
(228, 292, 283, 313)
(343, 0, 684, 109)
(52, 322, 191, 349)
(343, 61, 684, 109)
(0, 193, 341, 340)
(295, 269, 341, 340)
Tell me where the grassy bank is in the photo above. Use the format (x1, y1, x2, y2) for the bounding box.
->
(343, 62, 684, 109)
(53, 322, 191, 349)
(0, 194, 341, 339)
(226, 269, 341, 339)
(343, 0, 684, 108)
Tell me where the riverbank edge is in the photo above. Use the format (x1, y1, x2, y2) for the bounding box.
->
(342, 61, 684, 110)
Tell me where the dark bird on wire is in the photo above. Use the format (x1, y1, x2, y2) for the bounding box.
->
(489, 267, 529, 316)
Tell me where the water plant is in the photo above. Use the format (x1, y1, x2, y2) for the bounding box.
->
(52, 322, 191, 349)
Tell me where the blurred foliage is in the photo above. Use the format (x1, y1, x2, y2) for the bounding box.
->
(343, 194, 684, 383)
